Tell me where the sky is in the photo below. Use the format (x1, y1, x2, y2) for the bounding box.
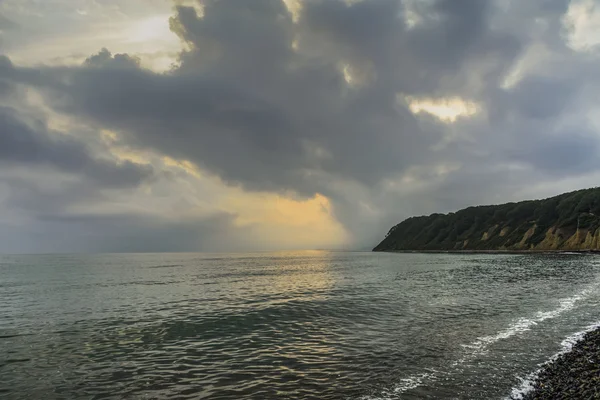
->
(1, 0, 600, 253)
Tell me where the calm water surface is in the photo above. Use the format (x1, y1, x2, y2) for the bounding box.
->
(1, 251, 600, 399)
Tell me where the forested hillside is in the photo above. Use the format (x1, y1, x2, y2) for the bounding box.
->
(373, 188, 600, 251)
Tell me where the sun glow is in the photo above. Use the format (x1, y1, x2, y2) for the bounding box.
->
(403, 95, 479, 123)
(283, 0, 303, 23)
(225, 192, 347, 248)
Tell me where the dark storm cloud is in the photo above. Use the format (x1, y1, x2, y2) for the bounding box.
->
(508, 130, 600, 175)
(31, 212, 252, 253)
(0, 210, 256, 253)
(300, 0, 521, 93)
(7, 0, 439, 194)
(2, 0, 600, 249)
(0, 173, 260, 253)
(503, 76, 578, 120)
(23, 0, 522, 194)
(0, 176, 106, 217)
(0, 54, 15, 95)
(0, 106, 154, 188)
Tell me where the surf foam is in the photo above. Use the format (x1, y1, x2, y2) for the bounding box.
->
(461, 288, 592, 359)
(361, 286, 596, 400)
(507, 321, 600, 400)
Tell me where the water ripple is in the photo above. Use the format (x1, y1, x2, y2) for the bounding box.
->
(0, 252, 599, 399)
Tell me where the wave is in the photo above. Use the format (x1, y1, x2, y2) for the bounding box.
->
(506, 320, 600, 400)
(360, 286, 596, 400)
(358, 371, 437, 400)
(460, 287, 592, 358)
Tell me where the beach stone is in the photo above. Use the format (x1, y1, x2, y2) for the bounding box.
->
(520, 328, 600, 399)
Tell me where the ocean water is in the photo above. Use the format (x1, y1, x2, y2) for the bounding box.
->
(1, 251, 600, 399)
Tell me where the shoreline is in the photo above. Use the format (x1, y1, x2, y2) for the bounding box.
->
(512, 326, 600, 399)
(373, 249, 600, 255)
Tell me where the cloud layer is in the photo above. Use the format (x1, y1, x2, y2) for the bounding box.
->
(1, 0, 600, 252)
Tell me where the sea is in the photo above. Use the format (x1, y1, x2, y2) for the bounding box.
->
(1, 251, 600, 399)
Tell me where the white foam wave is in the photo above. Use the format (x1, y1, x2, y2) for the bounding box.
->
(357, 371, 437, 400)
(393, 371, 436, 393)
(461, 289, 591, 359)
(507, 321, 600, 400)
(361, 287, 595, 400)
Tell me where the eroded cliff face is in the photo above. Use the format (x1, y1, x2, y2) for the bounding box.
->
(530, 226, 600, 250)
(375, 222, 600, 252)
(373, 187, 600, 252)
(488, 225, 600, 251)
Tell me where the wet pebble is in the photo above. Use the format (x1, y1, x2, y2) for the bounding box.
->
(521, 329, 600, 399)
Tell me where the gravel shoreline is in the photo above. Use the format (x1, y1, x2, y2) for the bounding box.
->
(516, 328, 600, 399)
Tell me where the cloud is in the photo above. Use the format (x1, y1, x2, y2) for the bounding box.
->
(0, 12, 18, 32)
(30, 212, 251, 253)
(0, 206, 254, 253)
(84, 48, 141, 69)
(0, 0, 181, 70)
(2, 0, 600, 251)
(563, 0, 600, 52)
(404, 96, 479, 123)
(0, 105, 154, 188)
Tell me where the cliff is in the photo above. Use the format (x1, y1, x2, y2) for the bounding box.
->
(373, 188, 600, 252)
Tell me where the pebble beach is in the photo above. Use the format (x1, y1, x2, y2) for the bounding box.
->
(519, 328, 600, 399)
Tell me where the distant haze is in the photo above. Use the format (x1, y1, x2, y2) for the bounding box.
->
(1, 0, 600, 253)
